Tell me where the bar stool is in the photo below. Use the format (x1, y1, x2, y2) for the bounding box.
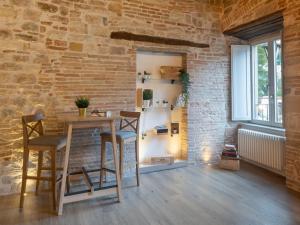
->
(100, 111, 141, 186)
(20, 113, 67, 210)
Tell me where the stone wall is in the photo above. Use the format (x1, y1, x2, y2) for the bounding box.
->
(0, 0, 233, 195)
(222, 0, 300, 192)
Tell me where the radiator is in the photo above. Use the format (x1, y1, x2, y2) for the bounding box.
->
(238, 129, 285, 175)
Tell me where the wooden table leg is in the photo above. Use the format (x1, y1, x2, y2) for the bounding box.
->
(110, 120, 122, 202)
(58, 123, 73, 215)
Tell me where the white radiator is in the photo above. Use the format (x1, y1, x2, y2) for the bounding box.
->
(238, 129, 285, 175)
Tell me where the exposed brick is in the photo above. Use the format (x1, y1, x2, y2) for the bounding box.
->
(15, 34, 38, 42)
(109, 46, 125, 55)
(10, 0, 32, 6)
(21, 22, 39, 32)
(0, 30, 12, 39)
(0, 6, 17, 18)
(23, 8, 41, 21)
(37, 2, 58, 13)
(108, 2, 122, 16)
(69, 42, 83, 52)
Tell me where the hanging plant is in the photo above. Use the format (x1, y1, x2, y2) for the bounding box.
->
(178, 69, 191, 106)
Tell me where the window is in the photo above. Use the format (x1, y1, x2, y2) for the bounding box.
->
(231, 33, 283, 127)
(251, 36, 282, 126)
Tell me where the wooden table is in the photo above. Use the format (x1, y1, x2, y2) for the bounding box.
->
(57, 114, 122, 215)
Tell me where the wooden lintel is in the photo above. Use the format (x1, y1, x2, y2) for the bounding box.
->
(110, 31, 209, 48)
(223, 10, 284, 40)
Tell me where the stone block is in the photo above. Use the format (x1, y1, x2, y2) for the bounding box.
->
(15, 34, 38, 42)
(37, 2, 58, 13)
(69, 42, 83, 52)
(0, 30, 12, 39)
(0, 6, 17, 18)
(21, 22, 39, 32)
(108, 2, 122, 16)
(23, 8, 41, 21)
(109, 46, 125, 55)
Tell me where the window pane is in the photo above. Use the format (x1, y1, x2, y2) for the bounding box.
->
(254, 42, 269, 121)
(275, 39, 282, 123)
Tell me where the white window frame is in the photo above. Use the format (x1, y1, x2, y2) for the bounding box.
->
(250, 32, 283, 128)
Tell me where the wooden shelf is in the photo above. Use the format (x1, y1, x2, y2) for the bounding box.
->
(137, 77, 180, 84)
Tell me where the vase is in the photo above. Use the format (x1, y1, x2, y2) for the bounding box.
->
(143, 100, 151, 108)
(78, 108, 87, 117)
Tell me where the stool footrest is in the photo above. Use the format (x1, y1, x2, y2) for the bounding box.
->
(82, 166, 94, 192)
(64, 184, 117, 197)
(26, 176, 51, 181)
(101, 168, 116, 174)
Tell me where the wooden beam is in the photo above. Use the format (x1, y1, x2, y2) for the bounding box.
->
(110, 31, 209, 48)
(223, 11, 283, 40)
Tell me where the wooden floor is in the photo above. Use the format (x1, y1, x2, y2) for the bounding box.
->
(1, 162, 300, 225)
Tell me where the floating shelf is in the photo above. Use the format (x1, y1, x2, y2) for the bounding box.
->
(138, 105, 183, 112)
(137, 77, 179, 84)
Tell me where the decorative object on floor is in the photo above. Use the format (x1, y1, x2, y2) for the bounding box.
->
(178, 69, 191, 106)
(151, 155, 175, 165)
(219, 144, 240, 171)
(143, 89, 153, 108)
(110, 31, 210, 48)
(75, 96, 90, 117)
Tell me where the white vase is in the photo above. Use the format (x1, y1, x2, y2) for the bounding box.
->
(143, 100, 151, 108)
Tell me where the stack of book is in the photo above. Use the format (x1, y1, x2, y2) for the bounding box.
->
(221, 144, 239, 160)
(219, 144, 240, 170)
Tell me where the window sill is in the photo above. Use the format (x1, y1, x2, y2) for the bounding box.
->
(239, 122, 285, 137)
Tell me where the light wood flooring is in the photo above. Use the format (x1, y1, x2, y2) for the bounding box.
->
(1, 162, 300, 225)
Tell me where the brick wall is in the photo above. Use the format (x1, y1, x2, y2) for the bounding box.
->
(222, 0, 300, 192)
(0, 0, 233, 195)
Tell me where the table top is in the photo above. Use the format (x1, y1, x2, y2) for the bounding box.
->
(57, 112, 122, 123)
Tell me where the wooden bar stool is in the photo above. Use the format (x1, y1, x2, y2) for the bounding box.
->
(20, 113, 67, 210)
(100, 111, 141, 186)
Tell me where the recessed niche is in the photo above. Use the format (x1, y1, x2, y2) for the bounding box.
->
(136, 50, 187, 167)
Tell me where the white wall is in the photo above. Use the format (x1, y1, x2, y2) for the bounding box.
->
(136, 51, 183, 163)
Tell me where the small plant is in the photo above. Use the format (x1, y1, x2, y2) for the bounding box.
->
(179, 69, 191, 105)
(75, 96, 90, 108)
(143, 89, 153, 100)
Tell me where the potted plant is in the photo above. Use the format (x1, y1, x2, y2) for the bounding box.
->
(178, 69, 191, 106)
(75, 96, 90, 117)
(143, 89, 153, 108)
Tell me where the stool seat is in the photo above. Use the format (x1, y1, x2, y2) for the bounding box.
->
(29, 135, 67, 147)
(101, 131, 137, 140)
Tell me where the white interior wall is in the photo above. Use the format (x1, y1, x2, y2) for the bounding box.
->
(136, 51, 183, 163)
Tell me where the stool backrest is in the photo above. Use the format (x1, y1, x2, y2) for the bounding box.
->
(22, 113, 45, 147)
(119, 111, 141, 134)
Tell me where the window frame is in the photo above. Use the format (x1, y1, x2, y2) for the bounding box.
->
(250, 32, 283, 128)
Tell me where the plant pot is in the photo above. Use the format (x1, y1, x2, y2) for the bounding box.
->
(143, 100, 151, 108)
(78, 108, 87, 117)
